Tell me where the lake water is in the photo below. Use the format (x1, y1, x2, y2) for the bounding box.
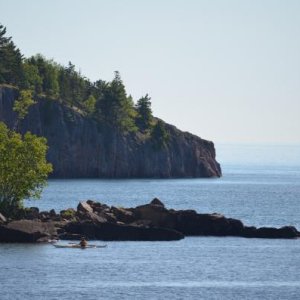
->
(1, 144, 300, 299)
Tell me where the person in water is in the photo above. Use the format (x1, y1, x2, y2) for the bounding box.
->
(79, 237, 88, 248)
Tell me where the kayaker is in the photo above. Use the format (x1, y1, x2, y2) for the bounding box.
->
(79, 237, 88, 248)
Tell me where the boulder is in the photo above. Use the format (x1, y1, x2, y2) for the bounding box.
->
(133, 204, 176, 228)
(77, 202, 93, 214)
(76, 210, 107, 224)
(0, 220, 57, 242)
(150, 198, 165, 207)
(24, 207, 40, 220)
(76, 201, 107, 224)
(49, 209, 57, 217)
(62, 221, 97, 239)
(243, 225, 300, 239)
(0, 213, 7, 224)
(39, 211, 50, 221)
(86, 200, 109, 213)
(174, 211, 244, 236)
(111, 206, 135, 224)
(99, 211, 117, 223)
(62, 220, 184, 241)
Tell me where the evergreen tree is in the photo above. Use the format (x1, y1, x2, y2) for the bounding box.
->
(0, 25, 145, 133)
(95, 71, 137, 131)
(0, 24, 23, 85)
(136, 94, 153, 131)
(151, 120, 169, 148)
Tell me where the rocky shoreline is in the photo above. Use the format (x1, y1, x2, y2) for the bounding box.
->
(0, 198, 299, 242)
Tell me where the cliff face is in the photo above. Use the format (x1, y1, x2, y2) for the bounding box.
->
(0, 87, 221, 178)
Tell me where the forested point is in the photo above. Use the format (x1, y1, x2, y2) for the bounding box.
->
(0, 24, 169, 144)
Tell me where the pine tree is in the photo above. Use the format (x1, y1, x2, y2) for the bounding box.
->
(151, 120, 169, 148)
(0, 24, 23, 85)
(136, 94, 153, 131)
(95, 71, 137, 131)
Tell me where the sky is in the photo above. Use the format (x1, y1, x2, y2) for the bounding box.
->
(1, 0, 299, 144)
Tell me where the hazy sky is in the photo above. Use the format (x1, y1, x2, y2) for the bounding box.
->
(1, 0, 299, 143)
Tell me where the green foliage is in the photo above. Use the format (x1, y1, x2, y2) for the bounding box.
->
(60, 208, 76, 220)
(13, 89, 35, 120)
(151, 120, 170, 148)
(95, 71, 137, 131)
(0, 122, 53, 216)
(136, 94, 153, 131)
(58, 61, 90, 107)
(21, 61, 43, 93)
(1, 24, 158, 134)
(27, 54, 60, 98)
(84, 95, 96, 115)
(0, 24, 23, 85)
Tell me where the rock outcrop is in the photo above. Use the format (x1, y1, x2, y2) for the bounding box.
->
(0, 199, 299, 242)
(0, 220, 57, 242)
(63, 221, 184, 241)
(0, 213, 7, 224)
(0, 86, 221, 178)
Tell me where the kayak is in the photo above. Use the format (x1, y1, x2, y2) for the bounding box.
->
(53, 244, 107, 249)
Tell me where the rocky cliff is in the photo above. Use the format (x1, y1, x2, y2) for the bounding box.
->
(0, 86, 221, 178)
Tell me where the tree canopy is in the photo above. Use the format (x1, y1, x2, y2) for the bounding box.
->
(0, 122, 53, 216)
(0, 24, 159, 134)
(0, 24, 23, 85)
(136, 94, 153, 131)
(151, 120, 170, 148)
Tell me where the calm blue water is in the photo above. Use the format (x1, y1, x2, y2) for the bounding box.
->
(1, 144, 300, 299)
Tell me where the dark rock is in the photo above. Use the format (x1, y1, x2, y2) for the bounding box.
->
(86, 200, 95, 206)
(174, 211, 244, 236)
(77, 202, 93, 214)
(99, 211, 117, 223)
(87, 201, 110, 214)
(150, 198, 165, 207)
(0, 220, 57, 242)
(39, 211, 50, 221)
(133, 204, 176, 228)
(242, 226, 257, 237)
(24, 207, 40, 220)
(132, 205, 246, 237)
(111, 206, 135, 224)
(1, 200, 299, 242)
(60, 208, 76, 220)
(97, 223, 184, 241)
(49, 209, 57, 217)
(243, 225, 299, 239)
(59, 233, 82, 240)
(76, 210, 107, 224)
(63, 221, 184, 241)
(76, 201, 107, 223)
(0, 213, 7, 224)
(63, 221, 97, 239)
(130, 219, 153, 227)
(0, 86, 221, 178)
